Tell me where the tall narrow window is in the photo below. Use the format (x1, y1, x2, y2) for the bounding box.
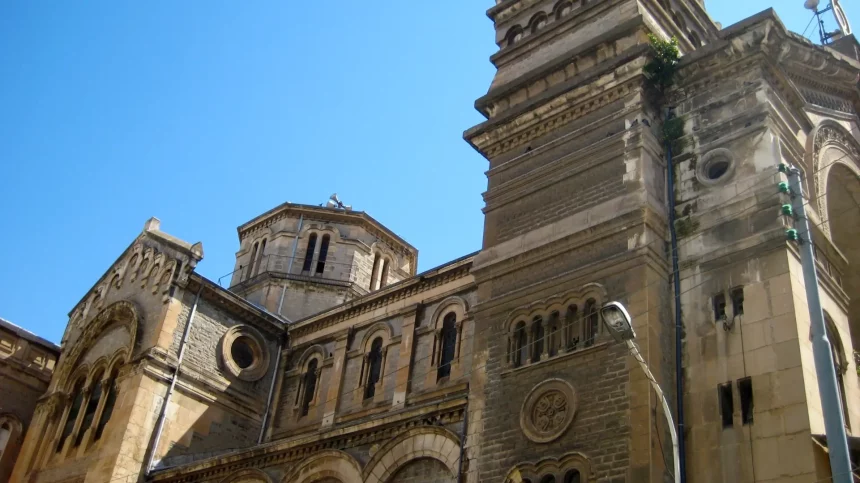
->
(514, 322, 528, 368)
(438, 313, 457, 380)
(532, 316, 544, 363)
(731, 287, 744, 316)
(247, 242, 259, 280)
(0, 423, 11, 459)
(738, 377, 753, 425)
(58, 379, 85, 452)
(565, 305, 579, 351)
(94, 370, 118, 441)
(315, 235, 330, 274)
(380, 259, 390, 288)
(718, 382, 734, 428)
(254, 239, 267, 275)
(547, 312, 560, 357)
(302, 234, 317, 272)
(713, 293, 727, 321)
(75, 371, 103, 447)
(564, 470, 581, 483)
(301, 359, 318, 417)
(370, 254, 381, 290)
(825, 313, 850, 428)
(584, 300, 598, 347)
(364, 337, 383, 400)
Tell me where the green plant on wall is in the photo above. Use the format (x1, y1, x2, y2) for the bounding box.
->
(644, 35, 687, 154)
(643, 34, 681, 98)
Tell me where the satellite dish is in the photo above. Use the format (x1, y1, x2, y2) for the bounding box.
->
(833, 0, 852, 36)
(326, 193, 352, 210)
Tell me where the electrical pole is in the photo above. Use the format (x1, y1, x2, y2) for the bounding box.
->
(784, 165, 853, 483)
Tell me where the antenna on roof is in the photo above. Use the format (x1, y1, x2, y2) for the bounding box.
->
(326, 193, 352, 211)
(805, 0, 852, 44)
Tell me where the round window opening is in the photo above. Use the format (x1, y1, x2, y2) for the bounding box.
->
(706, 159, 730, 180)
(231, 337, 255, 369)
(697, 148, 736, 186)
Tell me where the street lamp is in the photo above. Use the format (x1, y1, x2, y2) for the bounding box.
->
(601, 302, 680, 483)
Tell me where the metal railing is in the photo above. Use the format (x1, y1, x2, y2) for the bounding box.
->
(218, 254, 364, 292)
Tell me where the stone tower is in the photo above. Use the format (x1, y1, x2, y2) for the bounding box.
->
(228, 202, 417, 321)
(464, 0, 716, 481)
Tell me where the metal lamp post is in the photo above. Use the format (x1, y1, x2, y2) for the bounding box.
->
(601, 301, 681, 483)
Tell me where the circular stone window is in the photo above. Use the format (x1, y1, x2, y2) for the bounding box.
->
(697, 148, 736, 186)
(231, 336, 255, 369)
(520, 378, 577, 443)
(221, 326, 269, 381)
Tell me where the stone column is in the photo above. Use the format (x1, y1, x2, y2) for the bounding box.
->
(393, 305, 419, 408)
(9, 393, 61, 480)
(322, 332, 350, 428)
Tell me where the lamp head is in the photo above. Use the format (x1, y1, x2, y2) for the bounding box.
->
(600, 301, 636, 341)
(804, 0, 820, 11)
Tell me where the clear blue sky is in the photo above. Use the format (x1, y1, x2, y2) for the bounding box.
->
(1, 1, 855, 344)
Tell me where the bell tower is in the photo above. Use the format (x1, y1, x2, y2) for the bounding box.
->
(464, 1, 716, 482)
(228, 202, 417, 322)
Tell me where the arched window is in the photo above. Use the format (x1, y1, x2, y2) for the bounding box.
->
(825, 312, 850, 428)
(514, 322, 528, 367)
(506, 26, 523, 47)
(364, 337, 383, 400)
(254, 239, 267, 275)
(555, 0, 572, 19)
(584, 299, 599, 347)
(370, 253, 381, 290)
(301, 359, 318, 417)
(540, 476, 557, 483)
(75, 370, 104, 447)
(564, 469, 581, 483)
(532, 316, 544, 363)
(315, 235, 330, 274)
(531, 13, 547, 33)
(380, 259, 390, 288)
(438, 313, 457, 380)
(565, 305, 580, 351)
(247, 242, 259, 280)
(57, 378, 85, 452)
(94, 369, 119, 441)
(302, 234, 317, 272)
(547, 311, 560, 357)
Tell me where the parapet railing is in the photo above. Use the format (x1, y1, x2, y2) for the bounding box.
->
(218, 254, 368, 295)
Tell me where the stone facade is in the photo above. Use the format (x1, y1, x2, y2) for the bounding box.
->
(5, 2, 860, 483)
(0, 318, 59, 483)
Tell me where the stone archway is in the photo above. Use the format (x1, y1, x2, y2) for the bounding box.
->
(826, 162, 860, 350)
(281, 450, 362, 483)
(362, 427, 460, 483)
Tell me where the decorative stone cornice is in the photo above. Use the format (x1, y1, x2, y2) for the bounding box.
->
(149, 397, 467, 482)
(289, 254, 475, 340)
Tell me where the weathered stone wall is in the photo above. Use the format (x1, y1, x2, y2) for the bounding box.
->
(673, 12, 860, 482)
(156, 292, 281, 469)
(270, 261, 475, 441)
